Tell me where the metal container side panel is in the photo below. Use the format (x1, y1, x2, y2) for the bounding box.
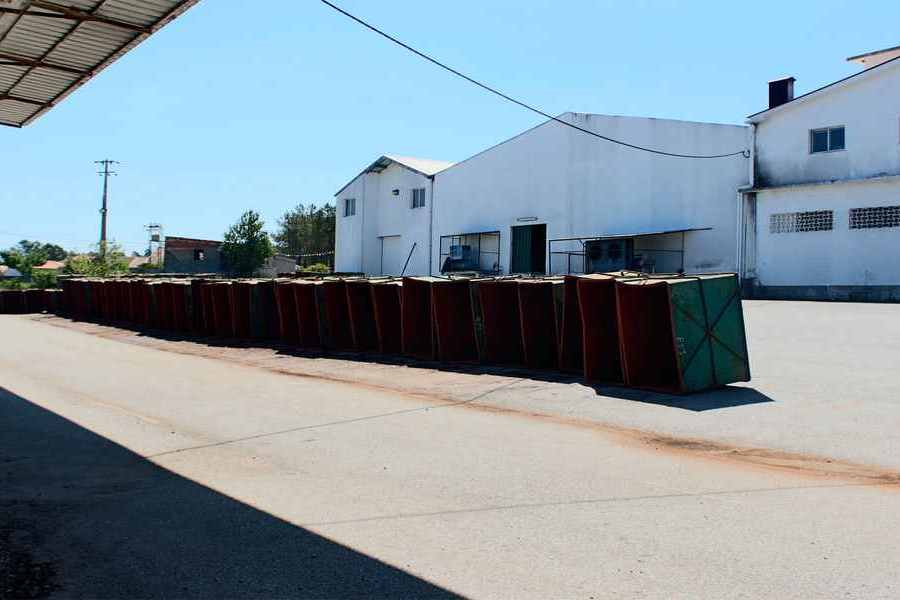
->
(370, 282, 402, 355)
(467, 280, 486, 362)
(313, 284, 332, 349)
(256, 280, 280, 340)
(666, 279, 714, 393)
(293, 283, 323, 348)
(615, 281, 681, 392)
(431, 280, 479, 363)
(230, 283, 252, 340)
(517, 281, 560, 370)
(247, 284, 268, 340)
(576, 276, 623, 383)
(345, 280, 378, 352)
(274, 282, 300, 344)
(705, 274, 750, 385)
(476, 280, 524, 365)
(171, 284, 190, 333)
(322, 281, 354, 351)
(666, 274, 751, 392)
(400, 277, 435, 361)
(559, 276, 584, 374)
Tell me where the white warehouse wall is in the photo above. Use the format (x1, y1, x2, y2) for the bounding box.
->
(755, 178, 900, 287)
(753, 59, 900, 187)
(335, 163, 434, 275)
(432, 113, 751, 275)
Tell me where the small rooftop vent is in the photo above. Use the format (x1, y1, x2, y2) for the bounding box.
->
(768, 77, 795, 109)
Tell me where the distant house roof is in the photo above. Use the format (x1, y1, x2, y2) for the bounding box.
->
(747, 48, 900, 123)
(164, 236, 222, 250)
(0, 265, 22, 278)
(335, 154, 455, 196)
(33, 259, 65, 270)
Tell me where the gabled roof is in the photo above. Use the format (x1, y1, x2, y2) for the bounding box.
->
(747, 51, 900, 123)
(0, 0, 201, 128)
(334, 154, 455, 197)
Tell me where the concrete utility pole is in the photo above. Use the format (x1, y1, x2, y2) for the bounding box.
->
(95, 159, 118, 256)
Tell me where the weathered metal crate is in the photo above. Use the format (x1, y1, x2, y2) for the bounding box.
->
(616, 274, 751, 394)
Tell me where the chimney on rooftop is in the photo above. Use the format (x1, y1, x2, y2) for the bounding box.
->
(768, 77, 795, 109)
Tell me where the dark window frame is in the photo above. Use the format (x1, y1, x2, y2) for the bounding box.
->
(809, 126, 845, 153)
(411, 188, 426, 209)
(343, 197, 356, 217)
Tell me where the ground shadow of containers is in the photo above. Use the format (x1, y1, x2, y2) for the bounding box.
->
(1, 386, 462, 599)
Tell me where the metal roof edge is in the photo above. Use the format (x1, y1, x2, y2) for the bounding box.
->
(333, 154, 448, 197)
(11, 0, 202, 128)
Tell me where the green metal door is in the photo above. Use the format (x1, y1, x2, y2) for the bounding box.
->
(511, 224, 546, 274)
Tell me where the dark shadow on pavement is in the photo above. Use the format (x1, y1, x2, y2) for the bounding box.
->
(586, 383, 774, 412)
(44, 316, 775, 413)
(0, 386, 461, 599)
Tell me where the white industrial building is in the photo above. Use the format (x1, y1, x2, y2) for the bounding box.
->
(741, 46, 900, 300)
(336, 113, 750, 277)
(334, 44, 900, 301)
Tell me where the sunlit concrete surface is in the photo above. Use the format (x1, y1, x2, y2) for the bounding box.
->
(2, 300, 899, 598)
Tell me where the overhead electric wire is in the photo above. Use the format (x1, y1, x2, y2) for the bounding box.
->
(319, 0, 750, 160)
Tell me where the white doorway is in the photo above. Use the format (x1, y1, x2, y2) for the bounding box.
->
(380, 235, 406, 275)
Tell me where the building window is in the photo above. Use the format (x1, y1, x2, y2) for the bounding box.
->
(810, 126, 845, 153)
(770, 210, 834, 233)
(343, 197, 356, 217)
(193, 249, 205, 261)
(411, 188, 426, 209)
(849, 205, 900, 230)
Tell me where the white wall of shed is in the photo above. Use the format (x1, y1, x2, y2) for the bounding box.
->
(755, 178, 900, 286)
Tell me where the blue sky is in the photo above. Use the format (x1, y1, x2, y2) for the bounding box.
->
(2, 0, 899, 254)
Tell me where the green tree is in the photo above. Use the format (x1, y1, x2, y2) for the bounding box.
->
(31, 269, 58, 289)
(222, 210, 274, 277)
(0, 239, 66, 278)
(272, 203, 335, 257)
(63, 242, 129, 277)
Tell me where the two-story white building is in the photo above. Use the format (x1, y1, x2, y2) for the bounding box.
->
(741, 46, 900, 300)
(336, 113, 751, 277)
(334, 155, 454, 276)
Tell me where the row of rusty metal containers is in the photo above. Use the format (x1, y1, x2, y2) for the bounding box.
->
(0, 288, 63, 315)
(4, 273, 751, 394)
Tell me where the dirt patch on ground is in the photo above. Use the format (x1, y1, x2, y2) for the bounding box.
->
(33, 315, 900, 489)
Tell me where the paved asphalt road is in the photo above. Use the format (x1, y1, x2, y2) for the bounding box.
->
(2, 308, 899, 599)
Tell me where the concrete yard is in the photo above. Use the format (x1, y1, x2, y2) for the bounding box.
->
(2, 300, 899, 598)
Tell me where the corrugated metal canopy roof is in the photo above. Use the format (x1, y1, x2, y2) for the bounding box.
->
(0, 0, 200, 127)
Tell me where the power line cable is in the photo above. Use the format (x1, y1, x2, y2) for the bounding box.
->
(319, 0, 749, 159)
